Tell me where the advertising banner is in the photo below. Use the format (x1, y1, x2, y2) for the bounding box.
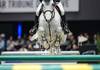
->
(0, 0, 79, 13)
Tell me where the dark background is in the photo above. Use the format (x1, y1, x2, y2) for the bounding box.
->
(0, 0, 100, 38)
(0, 0, 100, 21)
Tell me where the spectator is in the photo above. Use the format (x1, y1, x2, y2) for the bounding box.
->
(68, 34, 78, 51)
(27, 35, 41, 51)
(14, 36, 25, 51)
(19, 45, 28, 51)
(7, 36, 15, 51)
(94, 34, 97, 45)
(78, 33, 89, 46)
(0, 34, 5, 53)
(27, 35, 34, 51)
(61, 33, 78, 51)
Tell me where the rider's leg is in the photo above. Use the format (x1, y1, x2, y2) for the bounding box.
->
(61, 14, 71, 34)
(56, 2, 65, 16)
(36, 3, 43, 16)
(54, 1, 68, 34)
(29, 15, 39, 35)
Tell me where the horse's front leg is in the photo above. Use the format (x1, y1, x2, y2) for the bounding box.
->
(30, 32, 38, 41)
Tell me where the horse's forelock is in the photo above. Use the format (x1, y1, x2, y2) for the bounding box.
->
(43, 0, 52, 4)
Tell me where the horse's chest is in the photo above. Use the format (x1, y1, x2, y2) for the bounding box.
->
(40, 9, 60, 22)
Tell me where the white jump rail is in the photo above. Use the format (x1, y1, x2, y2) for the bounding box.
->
(1, 51, 80, 55)
(1, 51, 79, 64)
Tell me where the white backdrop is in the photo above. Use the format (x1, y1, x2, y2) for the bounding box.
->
(0, 0, 79, 13)
(61, 0, 79, 12)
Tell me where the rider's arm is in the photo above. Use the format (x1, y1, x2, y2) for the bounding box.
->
(57, 1, 65, 16)
(36, 3, 43, 16)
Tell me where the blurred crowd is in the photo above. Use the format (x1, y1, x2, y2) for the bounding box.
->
(0, 33, 99, 54)
(0, 33, 41, 52)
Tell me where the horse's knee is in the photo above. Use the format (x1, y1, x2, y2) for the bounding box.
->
(57, 27, 62, 32)
(38, 27, 44, 32)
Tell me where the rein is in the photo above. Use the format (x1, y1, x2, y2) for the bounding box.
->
(42, 4, 55, 23)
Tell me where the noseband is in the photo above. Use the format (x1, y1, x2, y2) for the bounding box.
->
(42, 4, 55, 23)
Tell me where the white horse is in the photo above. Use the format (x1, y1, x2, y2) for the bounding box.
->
(30, 0, 71, 54)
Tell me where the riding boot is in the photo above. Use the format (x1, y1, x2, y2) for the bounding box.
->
(33, 15, 39, 33)
(61, 14, 66, 34)
(29, 15, 39, 35)
(61, 14, 71, 34)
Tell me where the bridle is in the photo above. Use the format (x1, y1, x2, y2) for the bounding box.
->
(42, 4, 55, 23)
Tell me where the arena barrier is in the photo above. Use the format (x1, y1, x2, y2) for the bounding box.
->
(0, 64, 100, 70)
(0, 55, 100, 61)
(1, 51, 79, 64)
(0, 55, 100, 70)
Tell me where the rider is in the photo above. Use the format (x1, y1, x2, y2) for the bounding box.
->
(36, 0, 64, 17)
(29, 0, 70, 35)
(36, 0, 71, 34)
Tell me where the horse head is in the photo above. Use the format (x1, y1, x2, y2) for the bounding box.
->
(43, 0, 51, 4)
(30, 0, 69, 55)
(41, 0, 55, 23)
